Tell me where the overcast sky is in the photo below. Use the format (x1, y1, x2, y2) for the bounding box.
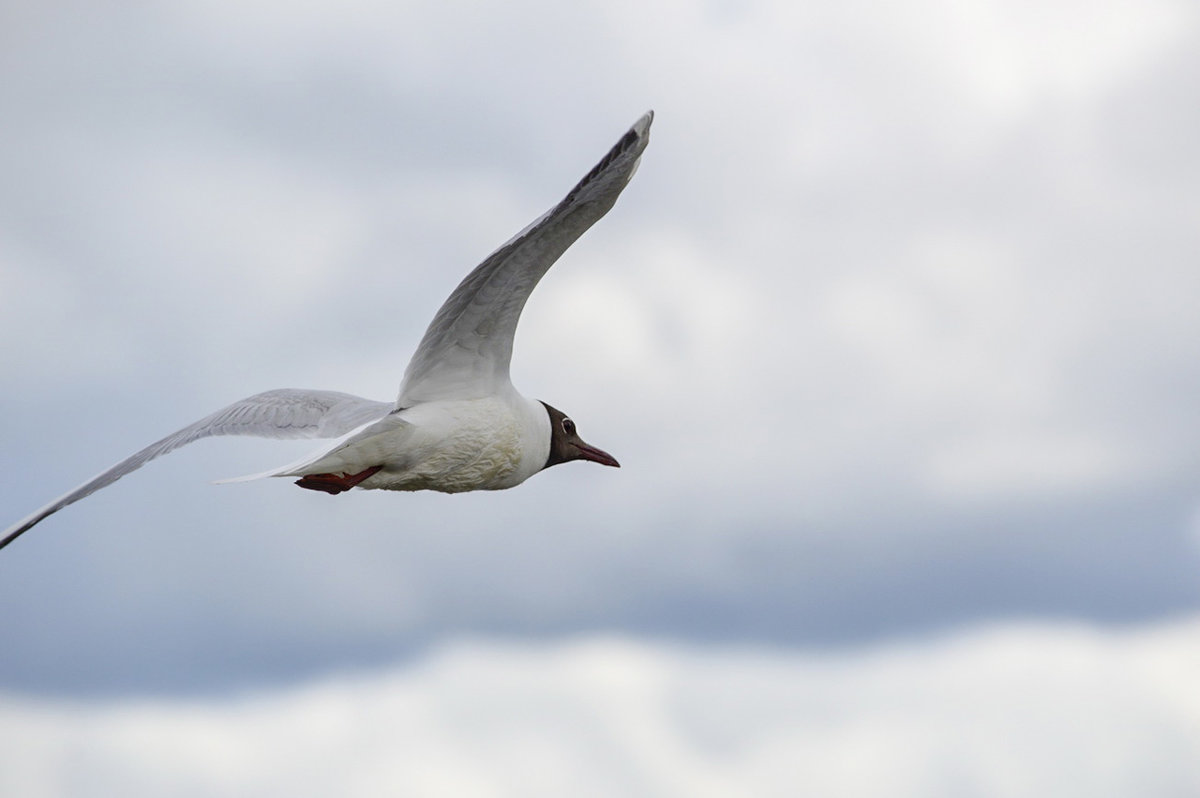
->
(1, 0, 1199, 792)
(4, 620, 1200, 798)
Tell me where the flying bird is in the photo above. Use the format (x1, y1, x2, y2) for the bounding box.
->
(1, 111, 653, 551)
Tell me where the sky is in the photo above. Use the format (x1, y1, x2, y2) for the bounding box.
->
(2, 0, 1200, 793)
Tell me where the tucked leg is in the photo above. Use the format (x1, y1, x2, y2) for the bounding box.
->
(294, 465, 383, 495)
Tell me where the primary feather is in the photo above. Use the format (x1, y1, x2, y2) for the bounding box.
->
(1, 391, 390, 548)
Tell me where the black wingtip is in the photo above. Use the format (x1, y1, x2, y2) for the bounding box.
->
(0, 517, 39, 552)
(559, 111, 654, 208)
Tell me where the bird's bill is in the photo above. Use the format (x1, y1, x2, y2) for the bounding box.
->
(573, 441, 620, 468)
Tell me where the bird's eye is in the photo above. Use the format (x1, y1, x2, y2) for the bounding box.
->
(562, 418, 576, 436)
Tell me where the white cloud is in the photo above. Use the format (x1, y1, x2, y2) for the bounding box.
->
(3, 620, 1200, 798)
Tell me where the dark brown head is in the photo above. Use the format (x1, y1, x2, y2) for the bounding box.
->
(540, 402, 620, 470)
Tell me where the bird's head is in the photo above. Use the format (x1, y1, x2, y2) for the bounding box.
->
(540, 402, 620, 470)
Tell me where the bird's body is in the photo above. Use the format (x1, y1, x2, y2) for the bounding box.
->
(1, 111, 652, 550)
(262, 392, 553, 494)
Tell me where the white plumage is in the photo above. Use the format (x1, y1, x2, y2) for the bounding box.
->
(228, 393, 551, 493)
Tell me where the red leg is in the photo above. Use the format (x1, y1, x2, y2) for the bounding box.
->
(294, 465, 383, 495)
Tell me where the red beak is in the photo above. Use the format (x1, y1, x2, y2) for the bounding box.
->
(574, 441, 620, 468)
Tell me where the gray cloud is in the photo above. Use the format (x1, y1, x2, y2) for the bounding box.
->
(2, 0, 1200, 696)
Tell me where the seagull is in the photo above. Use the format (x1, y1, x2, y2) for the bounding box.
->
(1, 111, 653, 551)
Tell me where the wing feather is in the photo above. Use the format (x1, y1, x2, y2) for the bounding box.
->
(395, 111, 653, 405)
(0, 389, 390, 549)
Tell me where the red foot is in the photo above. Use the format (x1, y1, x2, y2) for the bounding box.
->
(294, 465, 383, 495)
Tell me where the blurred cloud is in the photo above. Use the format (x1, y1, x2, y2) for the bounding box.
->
(3, 618, 1199, 797)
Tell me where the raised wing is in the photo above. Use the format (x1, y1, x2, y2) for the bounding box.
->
(0, 389, 391, 550)
(396, 111, 653, 406)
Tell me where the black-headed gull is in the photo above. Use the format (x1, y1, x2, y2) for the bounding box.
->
(1, 111, 653, 550)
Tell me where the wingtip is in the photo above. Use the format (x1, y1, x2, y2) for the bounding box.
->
(0, 516, 41, 552)
(633, 110, 654, 137)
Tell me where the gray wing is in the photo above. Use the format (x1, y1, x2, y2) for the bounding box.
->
(0, 389, 391, 550)
(395, 111, 653, 406)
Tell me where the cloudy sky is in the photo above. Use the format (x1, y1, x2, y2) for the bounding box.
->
(2, 0, 1199, 793)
